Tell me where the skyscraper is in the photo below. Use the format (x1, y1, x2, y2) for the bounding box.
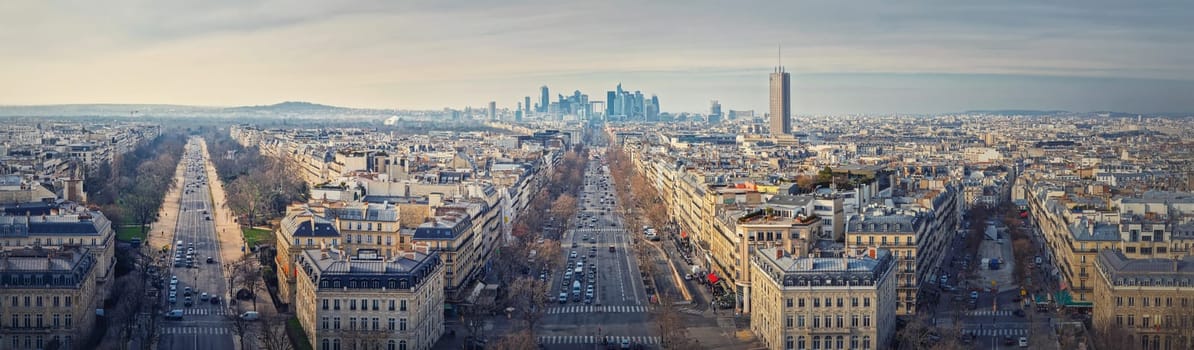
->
(709, 100, 722, 124)
(524, 96, 531, 115)
(539, 86, 550, 113)
(488, 101, 497, 120)
(769, 66, 791, 137)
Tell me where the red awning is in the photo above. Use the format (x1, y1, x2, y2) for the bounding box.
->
(707, 273, 719, 284)
(680, 230, 688, 238)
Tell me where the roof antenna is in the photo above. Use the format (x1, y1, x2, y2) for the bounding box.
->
(777, 43, 783, 72)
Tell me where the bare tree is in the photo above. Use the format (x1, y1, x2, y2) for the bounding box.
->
(650, 293, 695, 349)
(489, 329, 539, 350)
(258, 316, 294, 350)
(505, 275, 552, 332)
(225, 310, 252, 350)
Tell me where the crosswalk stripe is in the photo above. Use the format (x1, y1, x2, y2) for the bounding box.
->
(538, 336, 661, 344)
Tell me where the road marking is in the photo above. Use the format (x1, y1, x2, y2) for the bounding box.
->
(538, 335, 660, 345)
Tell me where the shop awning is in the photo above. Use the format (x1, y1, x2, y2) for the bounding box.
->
(707, 273, 719, 284)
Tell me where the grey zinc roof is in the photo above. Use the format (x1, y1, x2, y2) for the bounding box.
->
(1097, 249, 1194, 286)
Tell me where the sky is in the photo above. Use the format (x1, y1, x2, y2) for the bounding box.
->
(2, 0, 1194, 114)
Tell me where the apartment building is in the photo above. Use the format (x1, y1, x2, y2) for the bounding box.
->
(294, 248, 444, 350)
(845, 211, 926, 316)
(413, 195, 502, 306)
(0, 209, 116, 287)
(750, 247, 897, 350)
(0, 247, 98, 350)
(730, 207, 822, 313)
(1093, 249, 1194, 350)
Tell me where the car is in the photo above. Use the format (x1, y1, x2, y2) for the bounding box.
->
(170, 276, 178, 285)
(558, 293, 568, 304)
(572, 242, 578, 248)
(210, 295, 220, 305)
(620, 338, 632, 349)
(170, 284, 177, 291)
(970, 291, 979, 299)
(589, 251, 596, 257)
(200, 293, 209, 301)
(184, 297, 193, 307)
(206, 257, 215, 264)
(1003, 336, 1015, 346)
(164, 309, 184, 320)
(570, 251, 578, 258)
(168, 296, 177, 304)
(240, 311, 259, 321)
(609, 246, 616, 252)
(1018, 337, 1028, 347)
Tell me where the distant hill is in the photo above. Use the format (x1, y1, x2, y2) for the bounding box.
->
(960, 109, 1069, 116)
(223, 101, 354, 113)
(0, 101, 393, 119)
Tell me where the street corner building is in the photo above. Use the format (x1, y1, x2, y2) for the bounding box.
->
(293, 247, 445, 350)
(749, 247, 897, 350)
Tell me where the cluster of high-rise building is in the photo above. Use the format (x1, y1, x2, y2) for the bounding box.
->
(605, 83, 659, 121)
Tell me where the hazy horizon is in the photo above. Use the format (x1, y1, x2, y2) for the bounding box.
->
(3, 1, 1193, 114)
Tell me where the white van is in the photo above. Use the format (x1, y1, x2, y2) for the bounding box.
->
(239, 311, 259, 321)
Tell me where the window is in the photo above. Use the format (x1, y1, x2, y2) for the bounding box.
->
(322, 339, 330, 350)
(388, 318, 396, 330)
(863, 315, 871, 327)
(64, 314, 71, 329)
(786, 336, 794, 350)
(1117, 315, 1124, 326)
(852, 315, 859, 327)
(399, 340, 406, 350)
(322, 317, 329, 330)
(1155, 297, 1162, 307)
(823, 337, 831, 349)
(852, 298, 858, 307)
(786, 316, 793, 328)
(334, 300, 341, 310)
(388, 300, 395, 311)
(786, 298, 793, 308)
(400, 300, 407, 311)
(864, 298, 871, 307)
(36, 314, 42, 327)
(333, 317, 341, 330)
(814, 299, 820, 307)
(863, 336, 871, 349)
(1116, 297, 1123, 306)
(1128, 315, 1135, 326)
(837, 298, 843, 307)
(53, 296, 60, 307)
(1129, 298, 1135, 306)
(797, 315, 805, 328)
(388, 340, 396, 350)
(1143, 316, 1152, 328)
(836, 315, 844, 328)
(798, 298, 805, 307)
(373, 299, 379, 311)
(812, 336, 821, 349)
(52, 314, 60, 328)
(323, 299, 329, 310)
(836, 336, 844, 349)
(851, 336, 858, 349)
(812, 317, 820, 328)
(399, 318, 407, 331)
(24, 296, 30, 307)
(10, 296, 16, 307)
(350, 300, 356, 310)
(349, 317, 356, 330)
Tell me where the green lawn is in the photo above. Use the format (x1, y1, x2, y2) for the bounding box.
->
(242, 227, 272, 247)
(287, 317, 313, 350)
(116, 225, 145, 242)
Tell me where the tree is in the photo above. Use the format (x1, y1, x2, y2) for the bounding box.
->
(651, 294, 695, 348)
(225, 309, 252, 350)
(490, 329, 539, 350)
(258, 316, 294, 350)
(505, 275, 552, 332)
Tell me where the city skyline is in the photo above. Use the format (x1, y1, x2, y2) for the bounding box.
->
(3, 1, 1194, 114)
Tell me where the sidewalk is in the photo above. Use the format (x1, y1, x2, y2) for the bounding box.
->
(146, 143, 189, 252)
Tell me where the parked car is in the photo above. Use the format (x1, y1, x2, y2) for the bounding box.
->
(240, 311, 259, 321)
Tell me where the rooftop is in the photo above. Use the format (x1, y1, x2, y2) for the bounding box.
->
(752, 247, 894, 288)
(1097, 249, 1194, 287)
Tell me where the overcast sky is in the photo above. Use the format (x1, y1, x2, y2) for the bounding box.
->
(2, 1, 1193, 114)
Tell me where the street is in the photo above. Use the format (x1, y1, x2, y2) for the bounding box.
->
(158, 138, 236, 350)
(538, 156, 657, 348)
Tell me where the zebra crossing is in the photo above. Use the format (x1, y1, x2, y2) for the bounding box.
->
(547, 305, 649, 314)
(962, 328, 1028, 337)
(965, 310, 1013, 317)
(182, 308, 229, 316)
(538, 335, 660, 345)
(163, 327, 232, 335)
